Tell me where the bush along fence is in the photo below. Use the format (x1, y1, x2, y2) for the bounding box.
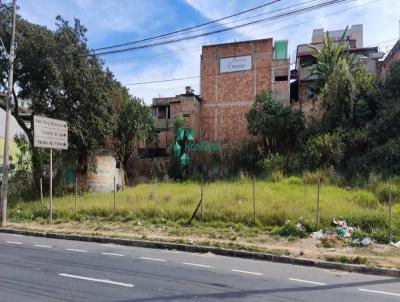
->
(8, 175, 400, 245)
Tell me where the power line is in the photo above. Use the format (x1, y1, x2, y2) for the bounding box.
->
(93, 0, 282, 51)
(94, 0, 353, 56)
(106, 0, 380, 67)
(16, 0, 353, 66)
(125, 61, 295, 86)
(127, 76, 200, 85)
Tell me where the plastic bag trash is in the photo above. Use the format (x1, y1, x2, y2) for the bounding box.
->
(311, 231, 324, 240)
(361, 237, 371, 246)
(333, 219, 347, 229)
(336, 227, 346, 237)
(390, 241, 400, 248)
(296, 222, 305, 231)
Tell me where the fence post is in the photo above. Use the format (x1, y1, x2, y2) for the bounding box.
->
(389, 177, 393, 243)
(113, 176, 116, 212)
(316, 177, 321, 230)
(200, 178, 204, 223)
(40, 177, 43, 206)
(153, 178, 157, 218)
(253, 175, 256, 224)
(74, 176, 78, 217)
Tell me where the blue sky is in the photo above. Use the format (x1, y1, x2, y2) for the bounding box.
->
(12, 0, 400, 105)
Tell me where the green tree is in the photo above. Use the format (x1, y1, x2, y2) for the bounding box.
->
(113, 90, 157, 170)
(320, 58, 356, 129)
(247, 90, 305, 154)
(308, 28, 354, 90)
(0, 3, 124, 170)
(304, 132, 345, 170)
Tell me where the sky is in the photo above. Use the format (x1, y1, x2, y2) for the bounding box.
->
(7, 0, 400, 107)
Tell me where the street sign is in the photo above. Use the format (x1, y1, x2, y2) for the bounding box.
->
(33, 115, 68, 150)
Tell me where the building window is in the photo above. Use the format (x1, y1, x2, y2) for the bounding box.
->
(157, 105, 170, 119)
(275, 75, 288, 81)
(300, 57, 317, 68)
(307, 85, 316, 99)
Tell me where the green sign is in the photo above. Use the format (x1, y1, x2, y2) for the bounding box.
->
(174, 127, 221, 166)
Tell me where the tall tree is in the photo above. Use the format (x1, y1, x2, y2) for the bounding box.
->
(247, 90, 305, 154)
(113, 90, 156, 171)
(307, 27, 355, 91)
(0, 2, 123, 169)
(320, 58, 356, 130)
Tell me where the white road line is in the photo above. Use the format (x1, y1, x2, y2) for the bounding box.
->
(58, 273, 134, 288)
(34, 244, 52, 248)
(101, 252, 125, 257)
(140, 257, 166, 262)
(232, 269, 263, 276)
(288, 278, 326, 286)
(66, 248, 88, 253)
(359, 289, 400, 297)
(183, 262, 213, 268)
(5, 241, 22, 245)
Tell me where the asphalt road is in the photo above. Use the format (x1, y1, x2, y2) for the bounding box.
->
(0, 233, 399, 302)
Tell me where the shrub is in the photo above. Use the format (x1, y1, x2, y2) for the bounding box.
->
(303, 170, 326, 185)
(352, 191, 380, 208)
(273, 221, 307, 238)
(375, 182, 400, 204)
(281, 176, 303, 186)
(259, 153, 285, 175)
(304, 132, 344, 170)
(271, 170, 284, 183)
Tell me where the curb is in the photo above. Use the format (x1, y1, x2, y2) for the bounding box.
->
(1, 228, 399, 277)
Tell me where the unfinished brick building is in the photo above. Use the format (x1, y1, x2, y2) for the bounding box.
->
(146, 38, 290, 154)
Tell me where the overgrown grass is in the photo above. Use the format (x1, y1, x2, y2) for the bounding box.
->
(8, 177, 400, 240)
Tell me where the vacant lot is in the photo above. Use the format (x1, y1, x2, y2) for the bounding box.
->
(8, 177, 400, 241)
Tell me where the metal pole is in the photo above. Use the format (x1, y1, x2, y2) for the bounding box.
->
(49, 149, 53, 223)
(113, 176, 116, 212)
(0, 0, 17, 227)
(74, 175, 78, 216)
(253, 175, 256, 224)
(40, 178, 43, 206)
(388, 177, 393, 243)
(200, 178, 204, 223)
(316, 177, 320, 230)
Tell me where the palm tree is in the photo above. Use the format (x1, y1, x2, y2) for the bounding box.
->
(307, 26, 356, 91)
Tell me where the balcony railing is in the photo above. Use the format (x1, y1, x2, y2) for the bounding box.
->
(153, 117, 176, 130)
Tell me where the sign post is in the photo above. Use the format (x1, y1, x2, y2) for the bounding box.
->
(33, 116, 68, 223)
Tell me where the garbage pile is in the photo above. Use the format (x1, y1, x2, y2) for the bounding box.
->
(310, 219, 372, 247)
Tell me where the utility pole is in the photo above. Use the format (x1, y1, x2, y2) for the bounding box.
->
(1, 0, 17, 227)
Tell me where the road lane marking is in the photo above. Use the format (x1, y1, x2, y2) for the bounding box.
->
(58, 273, 134, 288)
(232, 269, 262, 276)
(66, 248, 88, 253)
(5, 241, 22, 245)
(359, 289, 400, 297)
(288, 278, 326, 286)
(34, 244, 52, 248)
(184, 262, 213, 268)
(140, 257, 166, 262)
(102, 252, 125, 257)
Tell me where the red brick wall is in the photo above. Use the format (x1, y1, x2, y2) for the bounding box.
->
(200, 39, 274, 142)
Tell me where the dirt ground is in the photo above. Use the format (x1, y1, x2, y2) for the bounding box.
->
(5, 221, 400, 270)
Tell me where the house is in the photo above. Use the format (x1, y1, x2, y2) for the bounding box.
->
(143, 37, 291, 156)
(291, 24, 383, 116)
(141, 86, 202, 156)
(379, 39, 400, 80)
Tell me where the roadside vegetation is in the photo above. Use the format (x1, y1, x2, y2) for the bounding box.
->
(8, 174, 400, 243)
